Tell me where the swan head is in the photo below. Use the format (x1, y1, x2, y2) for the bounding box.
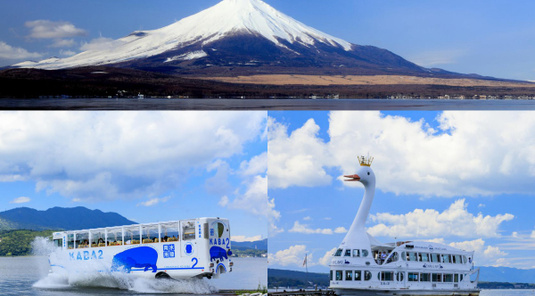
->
(344, 156, 375, 186)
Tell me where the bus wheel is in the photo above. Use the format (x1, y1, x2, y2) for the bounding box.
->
(155, 272, 171, 279)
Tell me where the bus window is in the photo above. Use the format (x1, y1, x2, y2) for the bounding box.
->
(107, 227, 123, 246)
(183, 221, 195, 240)
(161, 222, 179, 242)
(76, 232, 89, 248)
(124, 225, 141, 245)
(142, 225, 158, 243)
(91, 229, 105, 247)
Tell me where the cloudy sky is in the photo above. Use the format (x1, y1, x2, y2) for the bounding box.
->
(1, 0, 535, 80)
(268, 111, 535, 272)
(0, 111, 268, 242)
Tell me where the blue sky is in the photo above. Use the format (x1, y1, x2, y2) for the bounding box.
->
(0, 111, 268, 242)
(268, 111, 535, 272)
(1, 0, 535, 80)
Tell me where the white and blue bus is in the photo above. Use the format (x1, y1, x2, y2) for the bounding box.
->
(51, 217, 233, 279)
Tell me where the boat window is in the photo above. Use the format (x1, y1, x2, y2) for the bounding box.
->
(430, 253, 440, 263)
(53, 238, 62, 248)
(420, 273, 431, 282)
(401, 252, 406, 261)
(124, 225, 141, 245)
(432, 273, 442, 282)
(345, 270, 353, 281)
(463, 255, 467, 264)
(354, 270, 361, 281)
(142, 225, 159, 243)
(408, 272, 419, 282)
(334, 249, 343, 256)
(454, 274, 459, 282)
(445, 254, 453, 263)
(335, 270, 343, 281)
(460, 274, 464, 281)
(90, 230, 105, 247)
(444, 274, 453, 282)
(161, 222, 179, 242)
(67, 234, 74, 249)
(204, 223, 209, 239)
(386, 252, 398, 264)
(419, 253, 429, 262)
(379, 271, 394, 281)
(396, 272, 404, 282)
(344, 249, 351, 257)
(352, 249, 360, 257)
(408, 252, 417, 262)
(453, 255, 461, 264)
(216, 222, 225, 238)
(364, 271, 372, 281)
(183, 221, 195, 240)
(76, 232, 89, 248)
(362, 249, 369, 257)
(107, 228, 123, 246)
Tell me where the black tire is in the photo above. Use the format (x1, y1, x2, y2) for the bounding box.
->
(155, 272, 171, 279)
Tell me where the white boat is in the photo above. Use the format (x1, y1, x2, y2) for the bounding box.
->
(329, 156, 480, 296)
(50, 217, 233, 279)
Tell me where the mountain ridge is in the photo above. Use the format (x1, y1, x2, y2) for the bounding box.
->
(0, 206, 137, 231)
(13, 0, 465, 79)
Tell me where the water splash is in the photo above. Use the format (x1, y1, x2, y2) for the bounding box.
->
(30, 236, 217, 294)
(31, 236, 56, 256)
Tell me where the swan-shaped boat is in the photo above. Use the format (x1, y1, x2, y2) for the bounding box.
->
(329, 156, 480, 296)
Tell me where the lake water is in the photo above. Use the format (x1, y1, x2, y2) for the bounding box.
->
(0, 256, 266, 296)
(1, 98, 535, 110)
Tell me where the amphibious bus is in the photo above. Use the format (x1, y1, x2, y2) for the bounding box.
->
(50, 217, 233, 279)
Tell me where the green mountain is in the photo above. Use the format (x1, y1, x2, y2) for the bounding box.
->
(232, 238, 267, 251)
(0, 207, 137, 231)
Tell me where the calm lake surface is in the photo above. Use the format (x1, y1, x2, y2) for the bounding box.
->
(2, 98, 535, 110)
(0, 256, 266, 296)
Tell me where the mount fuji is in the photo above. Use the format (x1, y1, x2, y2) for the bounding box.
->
(15, 0, 442, 77)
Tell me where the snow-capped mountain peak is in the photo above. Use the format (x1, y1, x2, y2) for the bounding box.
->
(15, 0, 353, 70)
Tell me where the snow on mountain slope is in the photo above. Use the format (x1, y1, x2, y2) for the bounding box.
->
(15, 0, 353, 70)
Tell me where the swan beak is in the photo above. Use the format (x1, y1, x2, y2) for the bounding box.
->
(344, 174, 360, 181)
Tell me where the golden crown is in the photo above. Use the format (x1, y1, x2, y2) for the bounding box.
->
(358, 155, 374, 167)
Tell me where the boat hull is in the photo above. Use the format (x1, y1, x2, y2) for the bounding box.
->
(334, 288, 480, 296)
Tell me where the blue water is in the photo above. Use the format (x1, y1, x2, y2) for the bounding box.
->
(1, 98, 535, 110)
(0, 256, 266, 296)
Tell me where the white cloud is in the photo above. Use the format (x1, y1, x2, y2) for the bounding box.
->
(25, 20, 86, 39)
(50, 39, 76, 48)
(334, 226, 348, 233)
(0, 41, 42, 60)
(232, 235, 263, 242)
(80, 37, 118, 52)
(408, 49, 467, 67)
(10, 196, 31, 204)
(289, 221, 333, 235)
(0, 111, 265, 202)
(59, 49, 76, 56)
(240, 152, 267, 176)
(319, 247, 337, 266)
(449, 239, 508, 266)
(268, 117, 332, 189)
(269, 111, 535, 197)
(269, 245, 310, 267)
(137, 196, 170, 207)
(289, 221, 346, 235)
(368, 199, 513, 239)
